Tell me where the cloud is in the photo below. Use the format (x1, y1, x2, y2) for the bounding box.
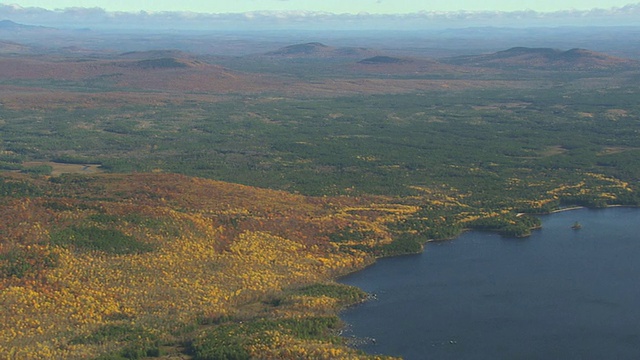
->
(0, 3, 639, 30)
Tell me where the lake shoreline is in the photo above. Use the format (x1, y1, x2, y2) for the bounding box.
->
(339, 204, 637, 281)
(339, 207, 640, 359)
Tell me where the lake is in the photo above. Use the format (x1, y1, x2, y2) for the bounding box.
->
(339, 207, 640, 360)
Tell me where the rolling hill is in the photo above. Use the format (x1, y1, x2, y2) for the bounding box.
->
(264, 42, 375, 58)
(444, 47, 640, 70)
(0, 54, 278, 93)
(351, 55, 480, 77)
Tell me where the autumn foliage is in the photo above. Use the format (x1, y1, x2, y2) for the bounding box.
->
(0, 173, 409, 359)
(1, 169, 633, 358)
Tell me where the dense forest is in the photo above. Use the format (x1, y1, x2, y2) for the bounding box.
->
(1, 38, 640, 359)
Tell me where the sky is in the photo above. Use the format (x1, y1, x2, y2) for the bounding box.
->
(2, 0, 639, 14)
(0, 1, 638, 30)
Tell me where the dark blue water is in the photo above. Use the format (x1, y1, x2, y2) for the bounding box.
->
(340, 208, 640, 360)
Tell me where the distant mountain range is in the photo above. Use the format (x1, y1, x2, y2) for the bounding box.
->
(0, 36, 637, 95)
(444, 47, 639, 70)
(261, 43, 639, 72)
(0, 19, 54, 31)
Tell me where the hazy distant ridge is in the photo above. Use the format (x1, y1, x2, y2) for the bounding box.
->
(444, 47, 639, 70)
(264, 42, 375, 58)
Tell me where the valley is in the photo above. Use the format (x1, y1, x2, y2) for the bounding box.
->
(1, 23, 640, 359)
